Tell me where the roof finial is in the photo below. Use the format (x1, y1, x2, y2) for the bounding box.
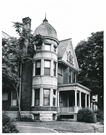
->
(43, 13, 48, 22)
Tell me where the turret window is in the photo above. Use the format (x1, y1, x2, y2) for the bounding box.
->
(35, 60, 41, 75)
(44, 60, 51, 75)
(45, 43, 51, 51)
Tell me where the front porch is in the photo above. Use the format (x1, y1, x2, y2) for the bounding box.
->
(57, 83, 91, 116)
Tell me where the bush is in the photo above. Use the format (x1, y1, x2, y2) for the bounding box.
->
(19, 115, 35, 122)
(95, 109, 104, 124)
(2, 112, 19, 133)
(77, 108, 96, 123)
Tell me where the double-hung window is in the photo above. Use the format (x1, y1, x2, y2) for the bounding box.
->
(35, 60, 41, 75)
(35, 89, 39, 106)
(43, 89, 50, 106)
(44, 60, 51, 75)
(53, 61, 56, 76)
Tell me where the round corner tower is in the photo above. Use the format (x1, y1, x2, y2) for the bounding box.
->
(31, 16, 59, 121)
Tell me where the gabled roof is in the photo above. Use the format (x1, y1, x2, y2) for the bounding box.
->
(58, 38, 71, 58)
(2, 31, 11, 39)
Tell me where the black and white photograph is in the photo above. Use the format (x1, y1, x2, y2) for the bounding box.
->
(1, 0, 105, 133)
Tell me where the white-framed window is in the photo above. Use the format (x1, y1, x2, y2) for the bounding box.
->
(35, 89, 40, 106)
(43, 89, 50, 106)
(69, 68, 72, 83)
(53, 61, 56, 76)
(35, 60, 41, 75)
(11, 91, 17, 106)
(44, 60, 51, 75)
(3, 92, 8, 101)
(45, 43, 51, 51)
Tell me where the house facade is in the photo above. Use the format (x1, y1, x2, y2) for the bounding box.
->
(2, 17, 91, 121)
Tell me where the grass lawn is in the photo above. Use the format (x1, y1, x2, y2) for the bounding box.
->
(16, 121, 104, 133)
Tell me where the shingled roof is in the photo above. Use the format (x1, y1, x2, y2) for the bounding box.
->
(58, 38, 71, 58)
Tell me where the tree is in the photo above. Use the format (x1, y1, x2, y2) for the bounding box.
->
(2, 21, 44, 117)
(75, 31, 103, 110)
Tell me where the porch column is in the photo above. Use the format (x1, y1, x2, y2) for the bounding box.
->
(85, 93, 87, 107)
(89, 94, 90, 108)
(40, 88, 43, 106)
(75, 90, 77, 106)
(41, 59, 44, 75)
(31, 89, 35, 106)
(79, 91, 81, 107)
(50, 88, 53, 106)
(56, 90, 57, 107)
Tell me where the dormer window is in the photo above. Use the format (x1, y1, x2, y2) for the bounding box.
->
(45, 43, 51, 51)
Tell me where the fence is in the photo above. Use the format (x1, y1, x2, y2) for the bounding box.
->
(54, 127, 104, 133)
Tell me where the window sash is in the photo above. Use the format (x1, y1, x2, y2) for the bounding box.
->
(44, 60, 50, 68)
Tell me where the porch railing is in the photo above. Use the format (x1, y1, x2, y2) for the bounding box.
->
(57, 107, 74, 113)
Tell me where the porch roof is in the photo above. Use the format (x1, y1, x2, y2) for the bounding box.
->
(58, 83, 91, 93)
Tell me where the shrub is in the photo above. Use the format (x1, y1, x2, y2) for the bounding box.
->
(2, 112, 19, 133)
(19, 115, 35, 122)
(77, 108, 96, 123)
(95, 109, 104, 124)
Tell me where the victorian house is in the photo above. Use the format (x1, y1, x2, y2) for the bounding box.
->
(2, 16, 91, 121)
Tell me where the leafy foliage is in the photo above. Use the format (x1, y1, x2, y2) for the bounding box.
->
(77, 108, 96, 123)
(95, 109, 104, 124)
(2, 112, 19, 133)
(75, 31, 103, 97)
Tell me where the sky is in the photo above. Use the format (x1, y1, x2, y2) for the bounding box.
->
(1, 0, 105, 48)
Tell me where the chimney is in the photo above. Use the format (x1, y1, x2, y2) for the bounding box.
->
(22, 17, 31, 31)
